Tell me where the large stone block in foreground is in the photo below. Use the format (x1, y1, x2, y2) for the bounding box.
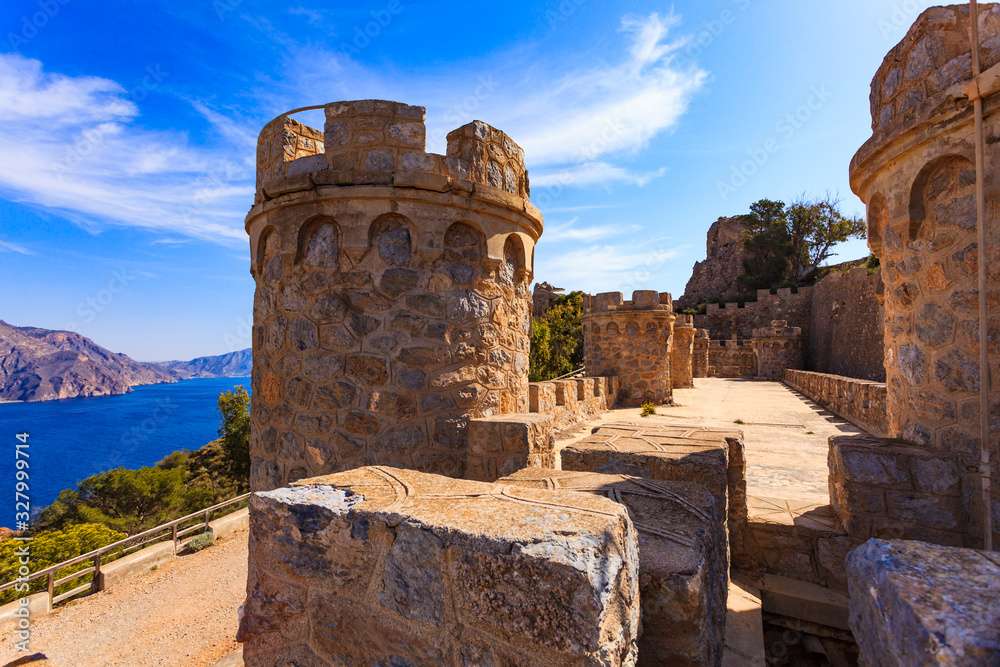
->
(561, 423, 746, 555)
(498, 468, 726, 666)
(847, 539, 1000, 665)
(238, 466, 640, 666)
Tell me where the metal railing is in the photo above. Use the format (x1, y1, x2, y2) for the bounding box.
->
(551, 366, 586, 381)
(0, 493, 250, 608)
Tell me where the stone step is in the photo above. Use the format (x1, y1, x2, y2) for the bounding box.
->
(751, 572, 851, 631)
(723, 575, 766, 667)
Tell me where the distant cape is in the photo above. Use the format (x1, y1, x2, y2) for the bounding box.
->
(0, 319, 252, 402)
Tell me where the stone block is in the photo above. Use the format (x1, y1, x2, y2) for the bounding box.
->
(498, 469, 726, 666)
(848, 539, 1000, 665)
(466, 413, 554, 482)
(239, 468, 640, 666)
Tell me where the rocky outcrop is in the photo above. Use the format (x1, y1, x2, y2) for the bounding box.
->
(677, 217, 746, 309)
(0, 320, 175, 402)
(155, 348, 252, 379)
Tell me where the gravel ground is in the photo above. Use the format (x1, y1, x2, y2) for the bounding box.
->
(0, 529, 248, 666)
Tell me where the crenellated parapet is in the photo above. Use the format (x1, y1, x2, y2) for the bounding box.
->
(245, 100, 542, 490)
(581, 290, 676, 405)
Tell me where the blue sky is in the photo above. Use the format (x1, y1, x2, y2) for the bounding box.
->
(0, 0, 938, 361)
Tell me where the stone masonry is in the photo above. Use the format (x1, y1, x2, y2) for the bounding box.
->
(671, 315, 696, 389)
(581, 291, 675, 406)
(497, 469, 726, 666)
(848, 5, 1000, 548)
(847, 539, 1000, 665)
(693, 328, 710, 378)
(783, 369, 889, 437)
(752, 320, 806, 380)
(707, 339, 756, 378)
(246, 100, 541, 489)
(238, 467, 641, 666)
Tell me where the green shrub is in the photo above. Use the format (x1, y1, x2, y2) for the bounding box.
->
(187, 532, 215, 552)
(640, 402, 656, 417)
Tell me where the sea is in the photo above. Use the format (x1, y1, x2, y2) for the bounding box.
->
(0, 377, 251, 529)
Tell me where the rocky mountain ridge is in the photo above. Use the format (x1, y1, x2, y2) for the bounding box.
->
(155, 348, 252, 379)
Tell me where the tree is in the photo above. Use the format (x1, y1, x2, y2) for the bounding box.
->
(786, 193, 866, 280)
(737, 199, 794, 292)
(529, 291, 584, 381)
(218, 386, 251, 491)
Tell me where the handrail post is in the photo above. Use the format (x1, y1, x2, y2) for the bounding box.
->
(92, 554, 102, 593)
(171, 523, 177, 544)
(204, 509, 211, 532)
(47, 572, 54, 606)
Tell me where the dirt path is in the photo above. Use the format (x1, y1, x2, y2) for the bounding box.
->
(0, 529, 248, 666)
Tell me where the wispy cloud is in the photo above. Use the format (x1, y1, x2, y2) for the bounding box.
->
(544, 217, 641, 243)
(536, 240, 684, 294)
(0, 239, 33, 255)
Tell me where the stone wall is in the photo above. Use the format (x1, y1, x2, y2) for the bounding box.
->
(708, 339, 756, 378)
(246, 100, 542, 490)
(694, 286, 813, 341)
(255, 115, 324, 195)
(528, 376, 619, 430)
(783, 369, 889, 437)
(809, 268, 886, 382)
(829, 434, 974, 546)
(581, 291, 676, 406)
(752, 320, 806, 379)
(849, 5, 1000, 548)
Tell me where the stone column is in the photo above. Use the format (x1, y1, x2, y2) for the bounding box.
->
(849, 6, 999, 547)
(245, 100, 542, 490)
(671, 314, 696, 389)
(581, 291, 675, 406)
(751, 320, 805, 379)
(693, 328, 710, 378)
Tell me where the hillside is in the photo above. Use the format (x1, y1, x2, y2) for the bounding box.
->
(0, 320, 176, 402)
(155, 348, 252, 379)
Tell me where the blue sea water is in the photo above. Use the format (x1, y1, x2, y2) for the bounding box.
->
(0, 377, 251, 528)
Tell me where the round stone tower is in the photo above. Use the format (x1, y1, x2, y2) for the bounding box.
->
(581, 291, 676, 406)
(751, 320, 805, 379)
(850, 6, 999, 544)
(246, 100, 541, 490)
(671, 314, 696, 389)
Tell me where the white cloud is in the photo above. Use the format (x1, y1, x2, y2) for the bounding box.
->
(543, 217, 641, 243)
(531, 162, 668, 188)
(0, 239, 33, 255)
(536, 241, 684, 295)
(0, 53, 251, 246)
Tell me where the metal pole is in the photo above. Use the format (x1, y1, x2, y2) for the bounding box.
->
(970, 0, 993, 551)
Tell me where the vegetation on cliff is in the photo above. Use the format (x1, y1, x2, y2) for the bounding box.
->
(529, 291, 584, 381)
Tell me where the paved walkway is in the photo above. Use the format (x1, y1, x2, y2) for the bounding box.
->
(571, 377, 865, 506)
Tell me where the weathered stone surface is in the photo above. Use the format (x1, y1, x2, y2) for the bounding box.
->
(847, 539, 1000, 666)
(671, 316, 696, 389)
(239, 467, 640, 666)
(498, 469, 726, 666)
(751, 320, 805, 379)
(677, 216, 748, 309)
(784, 369, 889, 437)
(466, 413, 554, 482)
(582, 291, 675, 406)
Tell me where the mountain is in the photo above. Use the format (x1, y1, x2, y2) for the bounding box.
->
(155, 348, 252, 380)
(0, 320, 176, 402)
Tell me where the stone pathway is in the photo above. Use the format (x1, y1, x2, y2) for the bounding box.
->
(569, 377, 865, 506)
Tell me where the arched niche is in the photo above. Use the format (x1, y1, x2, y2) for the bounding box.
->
(442, 221, 485, 286)
(296, 216, 341, 270)
(369, 213, 414, 267)
(908, 154, 976, 241)
(501, 234, 527, 286)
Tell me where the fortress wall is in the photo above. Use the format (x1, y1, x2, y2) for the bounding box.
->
(810, 268, 886, 382)
(694, 286, 813, 341)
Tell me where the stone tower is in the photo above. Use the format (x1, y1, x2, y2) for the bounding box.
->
(671, 314, 696, 389)
(849, 5, 1000, 546)
(751, 320, 805, 380)
(246, 100, 542, 490)
(581, 291, 676, 406)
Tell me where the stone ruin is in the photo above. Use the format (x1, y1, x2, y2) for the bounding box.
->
(237, 5, 1000, 662)
(532, 280, 564, 317)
